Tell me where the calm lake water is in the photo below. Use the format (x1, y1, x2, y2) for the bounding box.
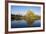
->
(11, 20, 41, 28)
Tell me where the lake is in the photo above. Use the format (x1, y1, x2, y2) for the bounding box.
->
(11, 20, 41, 28)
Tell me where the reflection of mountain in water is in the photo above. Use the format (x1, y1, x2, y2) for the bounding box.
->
(11, 20, 41, 28)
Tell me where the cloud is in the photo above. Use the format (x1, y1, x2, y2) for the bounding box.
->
(13, 11, 26, 16)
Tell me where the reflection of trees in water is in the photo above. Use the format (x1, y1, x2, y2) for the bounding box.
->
(11, 10, 40, 26)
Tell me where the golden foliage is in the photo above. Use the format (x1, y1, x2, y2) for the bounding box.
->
(24, 10, 40, 26)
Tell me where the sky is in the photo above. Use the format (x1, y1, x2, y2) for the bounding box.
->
(11, 5, 41, 16)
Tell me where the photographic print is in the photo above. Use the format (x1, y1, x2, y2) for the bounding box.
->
(11, 4, 41, 28)
(5, 1, 45, 33)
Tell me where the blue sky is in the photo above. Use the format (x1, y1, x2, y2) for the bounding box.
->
(11, 5, 41, 16)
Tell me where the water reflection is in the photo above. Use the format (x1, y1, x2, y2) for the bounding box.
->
(11, 20, 41, 28)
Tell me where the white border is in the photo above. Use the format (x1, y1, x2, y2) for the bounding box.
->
(8, 3, 43, 32)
